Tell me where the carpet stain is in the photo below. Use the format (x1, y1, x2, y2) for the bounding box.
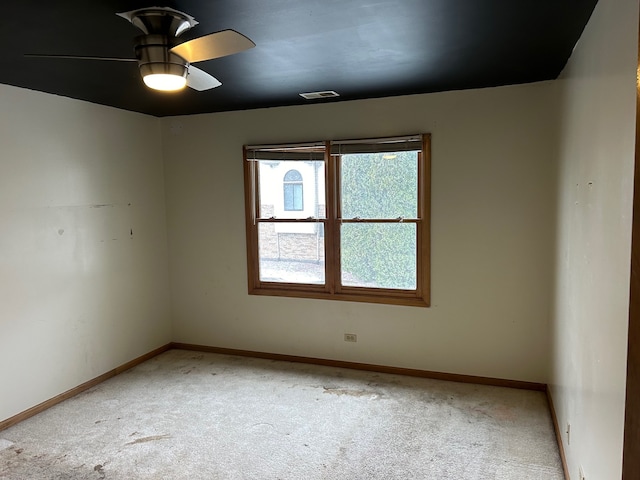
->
(94, 464, 106, 479)
(125, 434, 171, 445)
(0, 450, 110, 480)
(322, 386, 380, 398)
(486, 404, 516, 421)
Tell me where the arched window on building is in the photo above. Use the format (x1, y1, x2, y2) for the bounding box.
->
(283, 169, 303, 211)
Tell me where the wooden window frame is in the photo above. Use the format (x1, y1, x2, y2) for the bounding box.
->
(243, 134, 431, 307)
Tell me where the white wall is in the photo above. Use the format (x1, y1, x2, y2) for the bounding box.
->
(549, 0, 639, 478)
(163, 81, 557, 383)
(0, 85, 172, 422)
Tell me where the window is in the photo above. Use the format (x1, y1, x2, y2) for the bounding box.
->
(283, 169, 304, 211)
(244, 134, 430, 307)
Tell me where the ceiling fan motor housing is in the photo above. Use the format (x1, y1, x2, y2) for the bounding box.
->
(135, 34, 188, 81)
(127, 8, 194, 82)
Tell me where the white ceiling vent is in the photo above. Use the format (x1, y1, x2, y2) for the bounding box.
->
(299, 90, 340, 100)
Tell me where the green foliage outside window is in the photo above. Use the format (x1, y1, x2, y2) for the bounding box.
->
(340, 151, 418, 289)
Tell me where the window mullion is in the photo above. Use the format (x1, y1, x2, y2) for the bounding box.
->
(334, 151, 346, 294)
(325, 141, 339, 294)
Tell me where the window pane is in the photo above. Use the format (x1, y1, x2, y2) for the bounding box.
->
(341, 152, 418, 219)
(284, 183, 303, 211)
(258, 222, 325, 284)
(341, 223, 416, 289)
(258, 160, 325, 219)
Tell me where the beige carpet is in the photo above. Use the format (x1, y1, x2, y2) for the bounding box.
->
(0, 350, 563, 479)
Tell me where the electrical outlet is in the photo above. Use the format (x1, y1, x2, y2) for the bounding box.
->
(579, 465, 586, 480)
(566, 422, 571, 445)
(344, 333, 357, 342)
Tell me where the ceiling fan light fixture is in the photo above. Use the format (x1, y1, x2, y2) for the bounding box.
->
(143, 73, 187, 91)
(138, 50, 188, 92)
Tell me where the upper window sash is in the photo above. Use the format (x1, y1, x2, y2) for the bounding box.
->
(333, 136, 422, 222)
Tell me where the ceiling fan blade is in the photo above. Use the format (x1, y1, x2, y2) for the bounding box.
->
(24, 54, 137, 62)
(187, 66, 222, 91)
(170, 29, 255, 64)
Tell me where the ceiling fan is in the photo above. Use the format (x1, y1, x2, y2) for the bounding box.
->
(27, 6, 255, 92)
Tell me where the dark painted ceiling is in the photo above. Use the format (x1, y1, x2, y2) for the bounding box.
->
(0, 0, 598, 117)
